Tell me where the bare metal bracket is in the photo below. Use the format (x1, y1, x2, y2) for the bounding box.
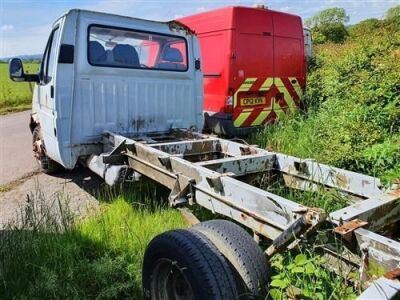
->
(206, 172, 235, 193)
(102, 140, 127, 164)
(266, 208, 326, 257)
(169, 174, 196, 207)
(334, 219, 368, 242)
(158, 156, 172, 171)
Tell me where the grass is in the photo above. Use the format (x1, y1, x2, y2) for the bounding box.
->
(264, 182, 351, 213)
(268, 252, 356, 300)
(2, 13, 398, 300)
(0, 180, 358, 299)
(251, 17, 400, 185)
(0, 184, 187, 299)
(0, 62, 39, 114)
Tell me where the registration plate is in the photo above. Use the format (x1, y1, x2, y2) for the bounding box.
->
(240, 97, 266, 106)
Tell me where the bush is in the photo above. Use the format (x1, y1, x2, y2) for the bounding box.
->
(254, 19, 400, 184)
(305, 8, 349, 44)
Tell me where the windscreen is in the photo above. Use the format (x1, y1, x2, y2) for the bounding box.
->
(88, 25, 188, 71)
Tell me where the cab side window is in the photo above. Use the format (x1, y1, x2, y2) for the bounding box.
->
(40, 27, 60, 84)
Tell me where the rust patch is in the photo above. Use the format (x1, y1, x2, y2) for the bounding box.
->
(361, 179, 371, 187)
(384, 268, 400, 280)
(239, 146, 257, 156)
(335, 173, 349, 188)
(168, 20, 195, 35)
(388, 189, 400, 198)
(335, 219, 368, 235)
(335, 219, 368, 242)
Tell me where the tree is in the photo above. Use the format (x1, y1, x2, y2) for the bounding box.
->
(348, 18, 381, 38)
(385, 5, 400, 20)
(305, 8, 349, 44)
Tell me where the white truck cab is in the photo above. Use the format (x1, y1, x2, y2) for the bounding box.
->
(9, 9, 203, 171)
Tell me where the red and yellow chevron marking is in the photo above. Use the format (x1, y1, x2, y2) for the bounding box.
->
(233, 77, 274, 127)
(233, 77, 304, 128)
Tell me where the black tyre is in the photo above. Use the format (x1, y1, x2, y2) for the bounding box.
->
(193, 220, 270, 299)
(38, 151, 60, 174)
(142, 229, 239, 300)
(32, 126, 60, 174)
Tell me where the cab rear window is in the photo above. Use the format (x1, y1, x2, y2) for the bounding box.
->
(88, 25, 188, 71)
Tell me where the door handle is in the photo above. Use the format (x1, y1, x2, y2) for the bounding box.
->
(50, 85, 54, 98)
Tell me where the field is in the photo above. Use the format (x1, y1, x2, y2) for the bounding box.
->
(1, 12, 399, 300)
(0, 62, 39, 114)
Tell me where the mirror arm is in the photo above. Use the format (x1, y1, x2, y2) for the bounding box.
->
(25, 74, 40, 83)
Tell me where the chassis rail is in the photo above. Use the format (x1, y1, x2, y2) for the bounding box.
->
(87, 129, 400, 298)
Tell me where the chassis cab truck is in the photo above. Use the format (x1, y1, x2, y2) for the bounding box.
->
(179, 6, 307, 136)
(9, 9, 266, 299)
(9, 9, 400, 300)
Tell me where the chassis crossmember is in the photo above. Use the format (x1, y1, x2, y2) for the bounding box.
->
(86, 129, 400, 298)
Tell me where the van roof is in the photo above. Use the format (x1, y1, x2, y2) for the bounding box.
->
(53, 9, 193, 33)
(178, 6, 301, 33)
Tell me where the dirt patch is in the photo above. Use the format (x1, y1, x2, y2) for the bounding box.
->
(0, 168, 102, 229)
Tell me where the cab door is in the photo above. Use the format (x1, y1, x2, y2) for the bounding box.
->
(37, 24, 62, 160)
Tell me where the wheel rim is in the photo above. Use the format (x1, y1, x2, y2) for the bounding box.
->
(151, 258, 194, 300)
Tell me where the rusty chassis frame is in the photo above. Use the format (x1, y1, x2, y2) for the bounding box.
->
(90, 129, 400, 298)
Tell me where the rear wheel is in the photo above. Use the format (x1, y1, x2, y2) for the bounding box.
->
(192, 219, 270, 299)
(38, 150, 60, 174)
(142, 229, 238, 300)
(32, 126, 60, 174)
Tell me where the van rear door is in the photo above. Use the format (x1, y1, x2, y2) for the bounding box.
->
(232, 9, 275, 128)
(272, 12, 305, 118)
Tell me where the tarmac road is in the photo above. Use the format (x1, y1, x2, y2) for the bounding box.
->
(0, 110, 37, 186)
(0, 110, 99, 228)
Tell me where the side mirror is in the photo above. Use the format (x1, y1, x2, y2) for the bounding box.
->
(9, 58, 25, 82)
(9, 58, 39, 83)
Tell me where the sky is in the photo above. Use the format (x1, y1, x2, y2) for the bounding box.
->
(1, 0, 399, 57)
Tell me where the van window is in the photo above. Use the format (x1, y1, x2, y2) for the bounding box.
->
(88, 25, 188, 71)
(41, 27, 60, 84)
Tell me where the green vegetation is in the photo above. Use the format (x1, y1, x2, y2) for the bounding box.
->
(1, 6, 399, 300)
(262, 182, 351, 213)
(268, 252, 356, 300)
(386, 5, 400, 20)
(0, 184, 358, 299)
(305, 7, 349, 44)
(253, 12, 399, 298)
(0, 185, 187, 299)
(0, 62, 39, 114)
(254, 11, 400, 185)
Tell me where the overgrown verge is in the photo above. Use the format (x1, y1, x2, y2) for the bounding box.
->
(251, 15, 399, 300)
(0, 185, 186, 299)
(0, 182, 358, 299)
(253, 17, 400, 185)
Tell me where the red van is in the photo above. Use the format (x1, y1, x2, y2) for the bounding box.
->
(179, 6, 306, 136)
